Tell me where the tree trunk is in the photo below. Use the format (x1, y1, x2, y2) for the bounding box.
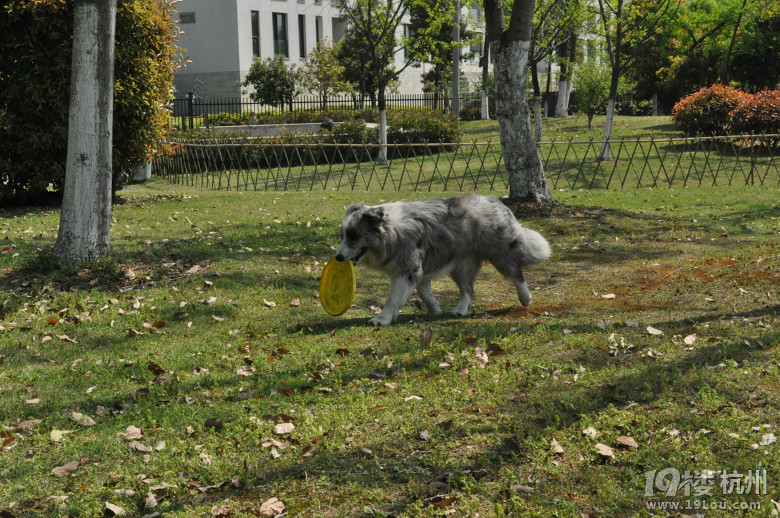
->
(531, 59, 542, 141)
(543, 57, 552, 117)
(651, 92, 658, 116)
(480, 46, 490, 120)
(555, 79, 568, 117)
(599, 68, 620, 161)
(494, 39, 550, 202)
(377, 83, 388, 165)
(451, 0, 461, 118)
(484, 0, 551, 203)
(53, 0, 117, 263)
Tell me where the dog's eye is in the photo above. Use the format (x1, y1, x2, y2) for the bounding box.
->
(345, 229, 358, 242)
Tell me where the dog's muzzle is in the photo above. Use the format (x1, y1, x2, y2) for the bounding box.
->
(336, 247, 366, 265)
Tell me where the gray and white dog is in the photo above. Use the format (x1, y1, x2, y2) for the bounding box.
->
(335, 194, 551, 326)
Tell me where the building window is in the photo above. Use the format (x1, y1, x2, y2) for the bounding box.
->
(470, 37, 482, 63)
(298, 15, 306, 58)
(315, 16, 323, 43)
(251, 11, 260, 58)
(272, 13, 289, 58)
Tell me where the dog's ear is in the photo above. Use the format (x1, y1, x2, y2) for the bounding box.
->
(362, 206, 387, 227)
(345, 202, 367, 215)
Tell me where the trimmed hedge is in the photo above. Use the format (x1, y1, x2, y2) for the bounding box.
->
(729, 89, 780, 136)
(207, 108, 378, 127)
(671, 84, 780, 136)
(161, 111, 461, 173)
(181, 109, 461, 145)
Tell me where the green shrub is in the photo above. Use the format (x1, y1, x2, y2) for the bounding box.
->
(616, 99, 653, 116)
(671, 84, 743, 136)
(0, 0, 181, 204)
(386, 110, 460, 143)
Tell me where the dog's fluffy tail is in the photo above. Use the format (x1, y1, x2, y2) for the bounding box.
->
(517, 226, 551, 266)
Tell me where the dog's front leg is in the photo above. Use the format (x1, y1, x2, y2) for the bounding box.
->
(369, 275, 417, 326)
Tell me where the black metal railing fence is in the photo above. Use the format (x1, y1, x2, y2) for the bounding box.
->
(172, 92, 486, 130)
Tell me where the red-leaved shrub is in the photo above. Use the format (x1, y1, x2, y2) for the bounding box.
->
(671, 85, 743, 136)
(729, 89, 780, 136)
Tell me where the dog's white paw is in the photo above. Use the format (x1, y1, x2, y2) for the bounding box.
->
(517, 281, 532, 306)
(427, 304, 442, 317)
(368, 313, 394, 326)
(451, 308, 471, 317)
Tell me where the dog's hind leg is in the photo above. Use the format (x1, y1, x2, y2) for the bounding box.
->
(417, 280, 441, 316)
(369, 275, 418, 326)
(450, 258, 481, 316)
(490, 254, 532, 306)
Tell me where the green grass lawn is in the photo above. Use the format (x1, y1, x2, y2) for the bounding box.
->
(1, 178, 779, 517)
(461, 115, 678, 143)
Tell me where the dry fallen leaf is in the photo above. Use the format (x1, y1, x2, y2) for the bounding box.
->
(475, 347, 489, 364)
(273, 423, 295, 435)
(122, 425, 143, 440)
(289, 298, 301, 307)
(104, 502, 127, 516)
(258, 497, 286, 517)
(601, 293, 616, 299)
(130, 441, 154, 453)
(616, 436, 639, 449)
(52, 460, 80, 476)
(263, 299, 277, 308)
(595, 443, 615, 459)
(199, 451, 212, 465)
(1, 432, 16, 450)
(684, 334, 697, 345)
(237, 365, 256, 377)
(646, 326, 664, 336)
(582, 427, 598, 439)
(550, 438, 564, 454)
(71, 411, 96, 427)
(51, 430, 73, 442)
(420, 328, 433, 347)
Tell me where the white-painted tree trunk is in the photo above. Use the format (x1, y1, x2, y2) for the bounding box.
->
(480, 87, 489, 120)
(377, 109, 388, 165)
(555, 79, 569, 118)
(652, 93, 658, 116)
(599, 98, 616, 161)
(53, 0, 117, 263)
(494, 40, 551, 202)
(451, 0, 460, 118)
(533, 96, 543, 141)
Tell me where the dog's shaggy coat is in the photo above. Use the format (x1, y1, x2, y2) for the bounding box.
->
(335, 194, 551, 326)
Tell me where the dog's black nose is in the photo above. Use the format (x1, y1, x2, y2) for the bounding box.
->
(335, 254, 344, 262)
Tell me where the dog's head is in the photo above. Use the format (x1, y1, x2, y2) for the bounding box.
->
(335, 202, 387, 265)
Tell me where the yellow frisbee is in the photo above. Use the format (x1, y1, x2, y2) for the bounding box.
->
(319, 257, 356, 316)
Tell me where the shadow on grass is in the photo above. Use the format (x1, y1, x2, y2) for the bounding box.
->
(7, 291, 774, 516)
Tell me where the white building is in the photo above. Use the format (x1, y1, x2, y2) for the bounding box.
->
(173, 0, 485, 99)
